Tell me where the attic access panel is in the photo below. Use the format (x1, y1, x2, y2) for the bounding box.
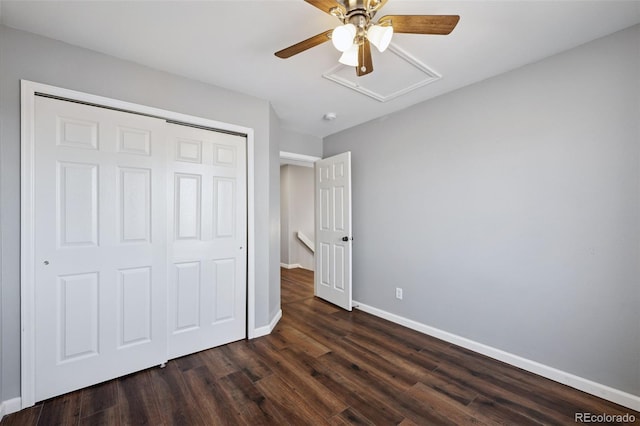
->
(322, 43, 441, 102)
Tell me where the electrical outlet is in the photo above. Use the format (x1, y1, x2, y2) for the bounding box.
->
(395, 287, 403, 300)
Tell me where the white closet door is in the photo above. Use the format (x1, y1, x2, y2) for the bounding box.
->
(33, 96, 168, 401)
(166, 124, 247, 359)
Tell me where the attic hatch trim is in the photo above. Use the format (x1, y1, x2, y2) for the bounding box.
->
(322, 43, 441, 102)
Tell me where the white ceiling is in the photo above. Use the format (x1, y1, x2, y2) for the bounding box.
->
(1, 1, 639, 138)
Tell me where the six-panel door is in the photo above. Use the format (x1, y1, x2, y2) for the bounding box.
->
(166, 124, 247, 359)
(315, 152, 352, 311)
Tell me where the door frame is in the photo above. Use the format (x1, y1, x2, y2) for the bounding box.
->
(20, 80, 257, 408)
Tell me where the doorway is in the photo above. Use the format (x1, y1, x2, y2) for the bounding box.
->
(279, 152, 319, 271)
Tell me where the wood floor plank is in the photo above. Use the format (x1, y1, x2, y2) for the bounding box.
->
(280, 280, 312, 304)
(410, 368, 479, 406)
(255, 374, 331, 425)
(270, 322, 332, 357)
(117, 370, 164, 426)
(0, 404, 42, 426)
(346, 325, 444, 370)
(328, 407, 377, 425)
(148, 361, 207, 425)
(341, 332, 441, 386)
(4, 267, 639, 426)
(78, 406, 120, 426)
(196, 346, 241, 379)
(329, 336, 420, 391)
(217, 370, 284, 425)
(468, 395, 542, 425)
(432, 361, 565, 424)
(279, 311, 345, 349)
(250, 339, 348, 418)
(397, 419, 420, 426)
(171, 350, 205, 372)
(182, 365, 244, 426)
(38, 391, 82, 426)
(288, 296, 342, 317)
(334, 308, 452, 353)
(446, 345, 636, 418)
(303, 353, 406, 425)
(219, 340, 273, 382)
(404, 382, 487, 425)
(316, 350, 462, 426)
(79, 380, 117, 420)
(439, 345, 623, 423)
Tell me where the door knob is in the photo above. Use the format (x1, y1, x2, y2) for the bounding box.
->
(342, 236, 349, 242)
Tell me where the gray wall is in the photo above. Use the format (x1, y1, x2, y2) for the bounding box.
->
(280, 166, 291, 265)
(0, 25, 280, 400)
(280, 165, 315, 270)
(324, 25, 640, 396)
(269, 106, 282, 320)
(279, 128, 323, 158)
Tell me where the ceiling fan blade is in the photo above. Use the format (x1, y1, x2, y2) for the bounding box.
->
(275, 30, 333, 59)
(379, 15, 460, 35)
(304, 0, 346, 16)
(356, 39, 373, 77)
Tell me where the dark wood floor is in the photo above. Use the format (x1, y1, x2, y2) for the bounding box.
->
(3, 268, 639, 425)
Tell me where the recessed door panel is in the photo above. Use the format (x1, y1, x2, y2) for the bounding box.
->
(118, 267, 152, 347)
(319, 165, 329, 183)
(214, 144, 236, 167)
(320, 243, 331, 287)
(118, 127, 150, 156)
(333, 245, 345, 291)
(57, 272, 99, 362)
(320, 187, 330, 231)
(176, 139, 202, 163)
(214, 177, 235, 238)
(213, 258, 235, 322)
(119, 167, 151, 243)
(57, 116, 98, 150)
(334, 186, 345, 232)
(174, 262, 201, 332)
(175, 173, 202, 240)
(58, 162, 98, 247)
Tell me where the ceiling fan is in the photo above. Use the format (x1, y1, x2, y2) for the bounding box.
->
(275, 0, 460, 77)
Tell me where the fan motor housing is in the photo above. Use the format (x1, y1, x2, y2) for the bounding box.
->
(338, 0, 366, 10)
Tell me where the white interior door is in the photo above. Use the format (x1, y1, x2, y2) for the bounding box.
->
(166, 124, 247, 359)
(34, 96, 168, 401)
(315, 152, 352, 311)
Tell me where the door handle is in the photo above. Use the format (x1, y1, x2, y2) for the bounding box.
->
(342, 236, 350, 242)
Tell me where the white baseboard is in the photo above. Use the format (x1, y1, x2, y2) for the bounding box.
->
(280, 263, 314, 271)
(353, 301, 640, 412)
(280, 263, 301, 269)
(250, 309, 282, 339)
(0, 397, 22, 420)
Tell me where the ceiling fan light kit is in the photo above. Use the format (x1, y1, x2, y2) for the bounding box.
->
(275, 0, 460, 77)
(339, 43, 360, 66)
(367, 24, 393, 52)
(332, 23, 357, 51)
